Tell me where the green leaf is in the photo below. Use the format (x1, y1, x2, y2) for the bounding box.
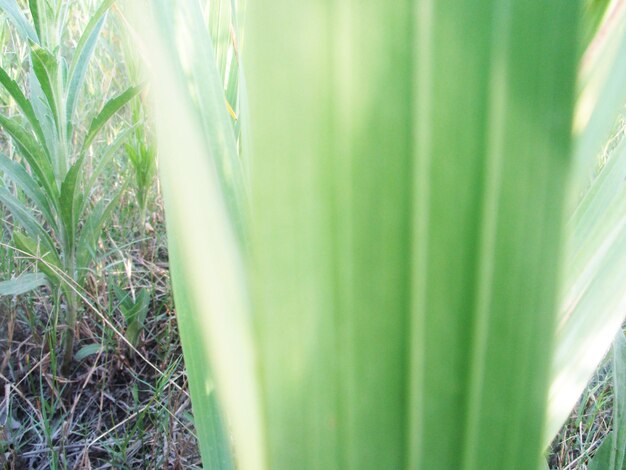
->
(580, 0, 612, 48)
(168, 233, 236, 470)
(163, 0, 247, 241)
(0, 153, 56, 228)
(573, 3, 626, 188)
(84, 128, 131, 197)
(246, 1, 578, 469)
(117, 288, 151, 348)
(28, 66, 57, 161)
(12, 231, 63, 288)
(29, 43, 60, 132)
(66, 0, 115, 132)
(143, 1, 583, 470)
(137, 2, 257, 467)
(82, 85, 143, 150)
(545, 136, 626, 442)
(0, 187, 56, 256)
(0, 0, 38, 42)
(27, 0, 41, 43)
(59, 155, 85, 248)
(74, 343, 103, 361)
(0, 272, 47, 296)
(0, 64, 46, 145)
(0, 113, 57, 200)
(75, 187, 122, 276)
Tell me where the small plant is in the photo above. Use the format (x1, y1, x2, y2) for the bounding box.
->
(0, 0, 140, 372)
(125, 123, 156, 232)
(114, 285, 150, 354)
(120, 26, 157, 234)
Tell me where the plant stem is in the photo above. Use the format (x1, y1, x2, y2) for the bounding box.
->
(61, 290, 77, 374)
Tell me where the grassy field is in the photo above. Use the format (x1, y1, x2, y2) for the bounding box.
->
(0, 0, 625, 469)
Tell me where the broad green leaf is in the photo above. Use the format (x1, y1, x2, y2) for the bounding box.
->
(145, 1, 581, 470)
(0, 272, 47, 296)
(545, 136, 626, 441)
(588, 435, 615, 470)
(0, 153, 56, 228)
(166, 0, 248, 240)
(66, 0, 115, 132)
(168, 231, 236, 470)
(246, 2, 578, 470)
(580, 0, 612, 50)
(0, 113, 57, 200)
(136, 2, 262, 468)
(0, 65, 46, 144)
(0, 0, 38, 42)
(82, 85, 142, 151)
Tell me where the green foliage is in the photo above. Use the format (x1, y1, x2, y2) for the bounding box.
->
(0, 0, 138, 371)
(139, 1, 626, 470)
(114, 285, 151, 351)
(119, 24, 157, 229)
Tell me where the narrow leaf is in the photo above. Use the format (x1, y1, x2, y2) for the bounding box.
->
(0, 113, 58, 200)
(59, 155, 85, 247)
(0, 153, 56, 228)
(75, 343, 104, 361)
(0, 64, 46, 144)
(75, 187, 122, 277)
(0, 0, 38, 42)
(29, 43, 59, 132)
(66, 0, 115, 130)
(82, 85, 142, 150)
(12, 231, 63, 288)
(0, 187, 56, 255)
(0, 272, 47, 296)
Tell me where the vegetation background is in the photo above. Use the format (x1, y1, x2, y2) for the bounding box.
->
(0, 0, 623, 469)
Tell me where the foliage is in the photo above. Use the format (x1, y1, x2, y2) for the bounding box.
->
(0, 0, 139, 371)
(138, 0, 626, 469)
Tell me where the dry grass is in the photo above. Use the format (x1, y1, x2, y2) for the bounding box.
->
(0, 197, 203, 469)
